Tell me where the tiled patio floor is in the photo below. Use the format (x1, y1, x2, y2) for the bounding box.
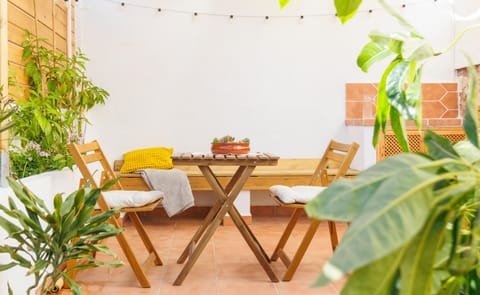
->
(68, 216, 347, 294)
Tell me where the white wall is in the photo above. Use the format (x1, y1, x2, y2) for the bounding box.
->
(76, 0, 457, 170)
(453, 0, 480, 68)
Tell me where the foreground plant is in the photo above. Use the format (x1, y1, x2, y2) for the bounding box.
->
(306, 67, 480, 292)
(0, 177, 123, 295)
(278, 0, 480, 293)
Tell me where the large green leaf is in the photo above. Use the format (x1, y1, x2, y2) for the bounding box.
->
(7, 178, 48, 212)
(424, 130, 460, 160)
(338, 247, 406, 294)
(0, 215, 22, 236)
(0, 262, 17, 271)
(386, 61, 417, 120)
(399, 210, 448, 295)
(454, 141, 480, 164)
(405, 64, 423, 127)
(357, 41, 393, 73)
(61, 189, 79, 216)
(62, 273, 82, 295)
(389, 105, 409, 152)
(372, 59, 399, 147)
(402, 38, 435, 62)
(33, 109, 51, 135)
(310, 164, 439, 285)
(79, 223, 117, 236)
(368, 30, 406, 54)
(85, 230, 123, 242)
(306, 153, 433, 222)
(334, 0, 362, 24)
(463, 57, 479, 148)
(84, 210, 118, 227)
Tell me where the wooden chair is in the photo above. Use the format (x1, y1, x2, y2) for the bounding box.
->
(269, 139, 359, 281)
(67, 140, 163, 288)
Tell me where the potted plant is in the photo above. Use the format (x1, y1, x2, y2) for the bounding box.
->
(9, 31, 109, 178)
(0, 177, 123, 295)
(278, 0, 480, 293)
(211, 135, 250, 154)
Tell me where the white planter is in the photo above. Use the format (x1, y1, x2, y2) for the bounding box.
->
(0, 168, 82, 293)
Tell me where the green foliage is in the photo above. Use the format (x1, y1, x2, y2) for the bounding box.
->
(9, 142, 69, 179)
(10, 31, 109, 177)
(276, 0, 480, 293)
(334, 0, 363, 24)
(0, 177, 122, 295)
(212, 135, 250, 143)
(306, 129, 480, 293)
(0, 86, 16, 138)
(275, 0, 480, 294)
(356, 1, 432, 151)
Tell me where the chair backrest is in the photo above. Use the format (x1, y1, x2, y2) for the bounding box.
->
(68, 140, 123, 211)
(310, 140, 359, 186)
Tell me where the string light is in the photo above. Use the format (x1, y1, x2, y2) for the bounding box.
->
(76, 0, 445, 21)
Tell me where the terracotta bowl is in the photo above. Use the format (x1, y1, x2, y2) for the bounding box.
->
(211, 142, 250, 154)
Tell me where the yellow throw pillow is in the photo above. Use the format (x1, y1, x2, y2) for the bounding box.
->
(120, 147, 174, 173)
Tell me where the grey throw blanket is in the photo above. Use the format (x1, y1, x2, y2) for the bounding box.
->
(139, 168, 195, 217)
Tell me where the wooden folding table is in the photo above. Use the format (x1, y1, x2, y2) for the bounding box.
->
(171, 152, 280, 285)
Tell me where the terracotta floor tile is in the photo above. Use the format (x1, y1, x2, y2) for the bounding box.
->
(66, 216, 343, 294)
(275, 281, 339, 295)
(218, 281, 277, 295)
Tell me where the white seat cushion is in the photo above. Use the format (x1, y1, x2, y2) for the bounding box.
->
(269, 185, 298, 203)
(269, 185, 326, 204)
(102, 190, 164, 208)
(291, 186, 326, 203)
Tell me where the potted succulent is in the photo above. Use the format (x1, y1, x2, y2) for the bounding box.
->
(0, 177, 122, 295)
(211, 135, 250, 154)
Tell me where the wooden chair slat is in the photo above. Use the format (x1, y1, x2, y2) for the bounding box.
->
(68, 140, 163, 288)
(269, 139, 360, 281)
(82, 152, 104, 164)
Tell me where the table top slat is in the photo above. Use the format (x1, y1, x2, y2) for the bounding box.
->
(172, 152, 279, 166)
(192, 153, 204, 160)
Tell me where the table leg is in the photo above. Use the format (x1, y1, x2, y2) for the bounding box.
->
(226, 206, 278, 282)
(201, 166, 278, 282)
(176, 198, 223, 264)
(173, 165, 254, 285)
(211, 166, 272, 265)
(176, 166, 246, 264)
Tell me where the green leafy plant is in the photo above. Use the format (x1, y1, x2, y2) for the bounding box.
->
(10, 31, 109, 178)
(212, 135, 250, 143)
(276, 0, 480, 293)
(0, 177, 123, 295)
(0, 86, 16, 137)
(9, 142, 67, 179)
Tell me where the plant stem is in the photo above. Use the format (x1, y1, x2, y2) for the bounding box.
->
(439, 24, 480, 55)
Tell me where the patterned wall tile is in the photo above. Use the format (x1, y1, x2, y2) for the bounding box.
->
(345, 82, 461, 127)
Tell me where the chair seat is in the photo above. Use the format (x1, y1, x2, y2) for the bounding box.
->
(269, 185, 325, 204)
(103, 190, 164, 209)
